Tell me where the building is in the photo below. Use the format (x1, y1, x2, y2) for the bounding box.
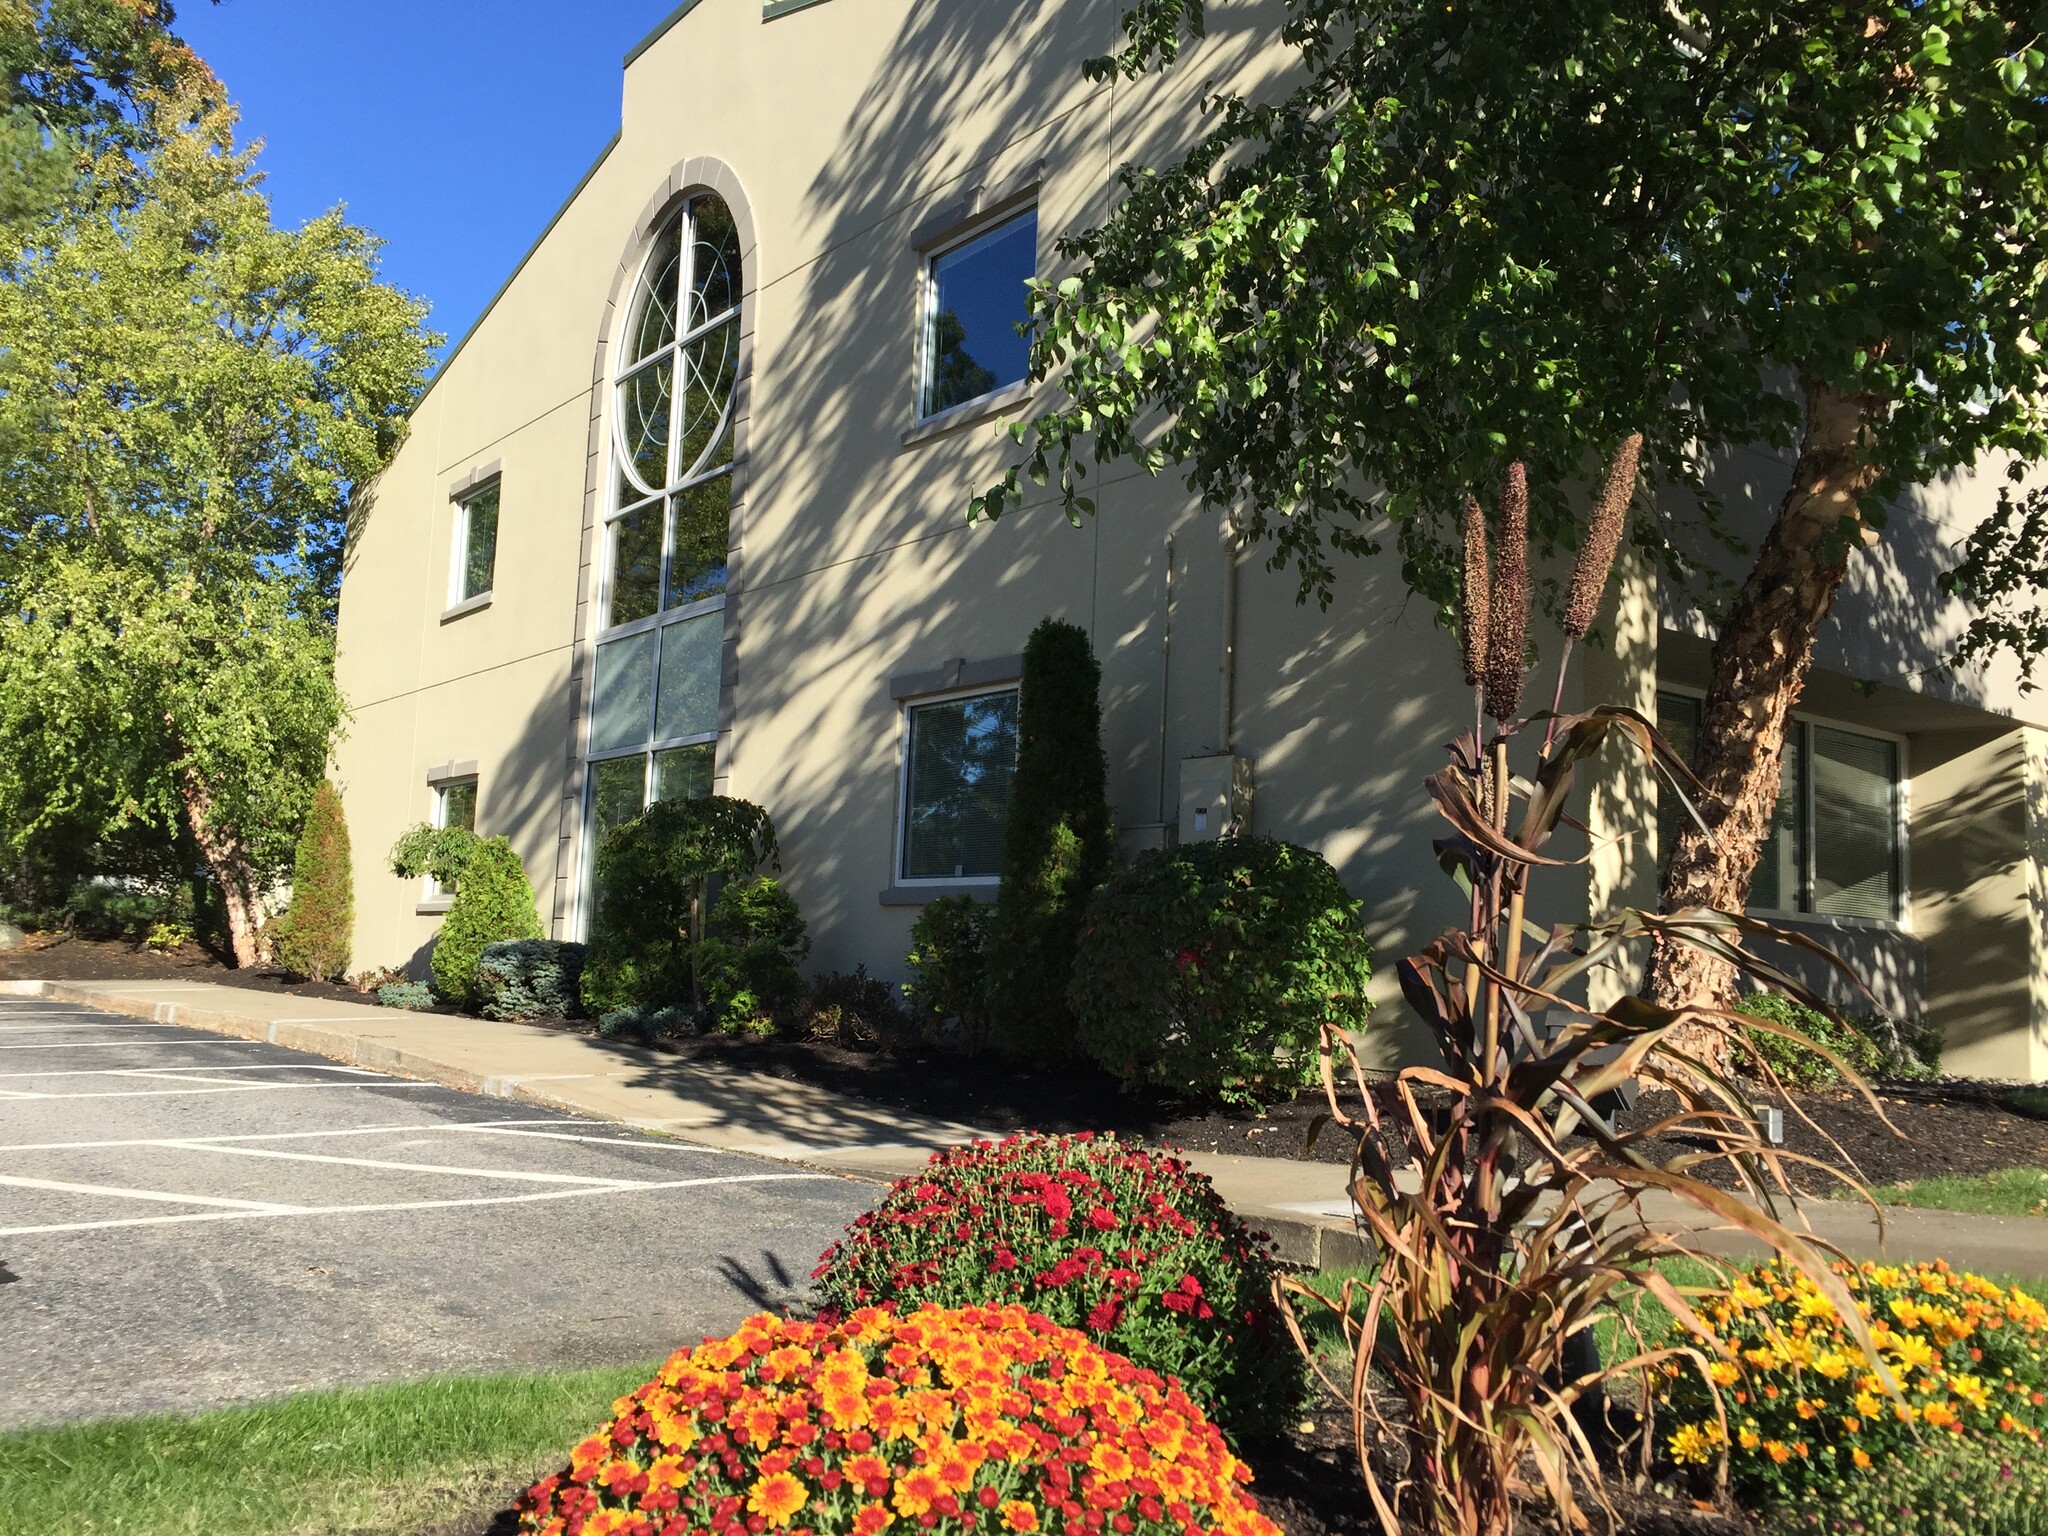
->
(333, 0, 2048, 1082)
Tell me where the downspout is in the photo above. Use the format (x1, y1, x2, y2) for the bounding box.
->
(1157, 534, 1175, 827)
(1220, 512, 1240, 753)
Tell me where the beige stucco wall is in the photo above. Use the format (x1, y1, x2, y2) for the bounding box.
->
(333, 0, 2045, 1080)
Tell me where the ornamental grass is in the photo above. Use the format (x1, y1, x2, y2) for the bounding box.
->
(1657, 1258, 2048, 1505)
(811, 1133, 1298, 1437)
(514, 1304, 1281, 1536)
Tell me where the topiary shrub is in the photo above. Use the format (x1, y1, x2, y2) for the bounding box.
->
(377, 980, 435, 1010)
(1772, 1439, 2048, 1535)
(580, 796, 778, 1019)
(1732, 993, 1895, 1089)
(429, 836, 542, 1003)
(514, 1304, 1282, 1536)
(275, 779, 352, 981)
(695, 875, 809, 1035)
(987, 618, 1115, 1061)
(476, 939, 586, 1021)
(1069, 836, 1372, 1104)
(1658, 1258, 2048, 1508)
(903, 893, 993, 1045)
(811, 1132, 1300, 1436)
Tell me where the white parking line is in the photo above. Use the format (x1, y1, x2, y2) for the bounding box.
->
(0, 1064, 385, 1080)
(0, 1038, 261, 1051)
(0, 1171, 303, 1214)
(179, 1141, 645, 1187)
(0, 1171, 835, 1237)
(0, 1120, 721, 1155)
(2, 1081, 438, 1101)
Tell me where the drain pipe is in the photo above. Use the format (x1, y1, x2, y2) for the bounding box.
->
(1219, 512, 1240, 753)
(1157, 534, 1175, 828)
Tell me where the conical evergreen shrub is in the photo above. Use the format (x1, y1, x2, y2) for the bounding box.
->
(432, 836, 543, 1003)
(276, 780, 353, 982)
(987, 617, 1115, 1059)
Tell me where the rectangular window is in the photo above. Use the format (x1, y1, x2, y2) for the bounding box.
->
(1653, 691, 1902, 922)
(920, 209, 1036, 419)
(899, 688, 1019, 882)
(451, 483, 499, 605)
(430, 777, 477, 898)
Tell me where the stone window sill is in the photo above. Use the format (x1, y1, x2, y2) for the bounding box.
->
(900, 381, 1030, 450)
(441, 592, 492, 624)
(879, 882, 998, 907)
(415, 897, 454, 916)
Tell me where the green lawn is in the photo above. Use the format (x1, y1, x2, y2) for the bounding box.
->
(0, 1361, 659, 1536)
(1850, 1165, 2048, 1218)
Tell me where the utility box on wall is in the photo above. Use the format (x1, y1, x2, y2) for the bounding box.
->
(1179, 754, 1253, 843)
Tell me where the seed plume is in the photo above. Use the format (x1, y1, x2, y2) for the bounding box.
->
(1483, 462, 1529, 722)
(1563, 432, 1642, 641)
(1460, 494, 1491, 690)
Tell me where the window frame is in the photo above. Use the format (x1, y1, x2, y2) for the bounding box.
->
(1655, 685, 1911, 928)
(893, 682, 1021, 890)
(445, 476, 500, 617)
(426, 774, 478, 904)
(913, 204, 1038, 426)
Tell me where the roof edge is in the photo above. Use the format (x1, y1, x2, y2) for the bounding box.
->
(625, 0, 708, 68)
(416, 129, 623, 410)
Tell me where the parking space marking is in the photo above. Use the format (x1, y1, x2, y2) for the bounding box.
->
(0, 1170, 836, 1237)
(0, 1063, 386, 1080)
(0, 1038, 263, 1051)
(0, 1171, 305, 1213)
(0, 1120, 724, 1155)
(180, 1141, 652, 1186)
(2, 1080, 440, 1100)
(445, 1122, 732, 1152)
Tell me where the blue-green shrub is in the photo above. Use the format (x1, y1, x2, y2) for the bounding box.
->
(377, 981, 435, 1010)
(476, 940, 586, 1021)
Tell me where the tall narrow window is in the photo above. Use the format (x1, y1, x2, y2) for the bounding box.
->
(430, 777, 477, 899)
(919, 209, 1035, 419)
(899, 689, 1019, 882)
(586, 195, 740, 886)
(450, 482, 499, 605)
(1653, 691, 1902, 922)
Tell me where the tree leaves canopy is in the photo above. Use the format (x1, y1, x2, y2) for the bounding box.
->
(975, 1, 2048, 625)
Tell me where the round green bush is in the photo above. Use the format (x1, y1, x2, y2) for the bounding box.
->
(430, 836, 542, 1003)
(811, 1131, 1301, 1437)
(695, 874, 808, 1034)
(1733, 993, 1890, 1088)
(1069, 836, 1371, 1103)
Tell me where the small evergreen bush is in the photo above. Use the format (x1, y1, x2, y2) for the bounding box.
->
(902, 893, 993, 1043)
(986, 618, 1115, 1060)
(580, 795, 779, 1018)
(475, 939, 586, 1021)
(695, 875, 809, 1034)
(64, 882, 180, 941)
(1070, 836, 1373, 1103)
(1732, 993, 1938, 1088)
(811, 1132, 1301, 1436)
(596, 1002, 694, 1038)
(377, 980, 435, 1010)
(429, 836, 542, 1003)
(800, 965, 909, 1048)
(275, 780, 352, 982)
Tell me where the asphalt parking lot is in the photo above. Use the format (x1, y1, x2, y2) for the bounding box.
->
(0, 998, 876, 1429)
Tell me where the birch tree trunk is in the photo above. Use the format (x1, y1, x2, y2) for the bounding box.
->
(180, 767, 268, 969)
(1643, 382, 1884, 1026)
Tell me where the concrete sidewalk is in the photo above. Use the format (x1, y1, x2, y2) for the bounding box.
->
(4, 976, 2039, 1275)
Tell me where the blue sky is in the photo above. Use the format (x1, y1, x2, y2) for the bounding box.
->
(177, 1, 674, 356)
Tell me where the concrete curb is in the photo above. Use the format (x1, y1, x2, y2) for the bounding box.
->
(0, 978, 1373, 1270)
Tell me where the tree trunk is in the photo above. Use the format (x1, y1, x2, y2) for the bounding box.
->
(1643, 382, 1884, 1026)
(180, 767, 267, 969)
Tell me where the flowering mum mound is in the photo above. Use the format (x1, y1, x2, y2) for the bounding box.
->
(1658, 1258, 2048, 1504)
(811, 1133, 1297, 1434)
(514, 1303, 1282, 1536)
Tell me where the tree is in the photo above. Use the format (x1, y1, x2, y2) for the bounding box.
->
(275, 779, 352, 982)
(973, 0, 2048, 1015)
(430, 837, 542, 1003)
(987, 617, 1115, 1058)
(0, 61, 435, 965)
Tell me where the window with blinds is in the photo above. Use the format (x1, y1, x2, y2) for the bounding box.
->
(1653, 691, 1902, 922)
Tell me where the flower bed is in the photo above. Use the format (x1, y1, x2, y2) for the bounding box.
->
(514, 1304, 1281, 1536)
(1659, 1258, 2048, 1504)
(810, 1133, 1297, 1435)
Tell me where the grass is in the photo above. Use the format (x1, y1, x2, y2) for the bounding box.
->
(1845, 1165, 2048, 1218)
(0, 1360, 660, 1536)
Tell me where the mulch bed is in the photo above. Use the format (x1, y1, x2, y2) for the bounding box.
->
(9, 936, 2045, 1195)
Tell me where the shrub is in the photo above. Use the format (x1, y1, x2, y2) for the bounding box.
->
(64, 882, 179, 941)
(987, 618, 1115, 1061)
(387, 822, 481, 889)
(1729, 993, 1937, 1088)
(903, 894, 993, 1045)
(1069, 837, 1372, 1103)
(430, 837, 543, 1003)
(377, 980, 435, 1010)
(581, 796, 778, 1018)
(800, 966, 909, 1048)
(476, 939, 587, 1021)
(596, 1002, 694, 1038)
(275, 780, 353, 981)
(1657, 1259, 2048, 1506)
(514, 1304, 1281, 1536)
(145, 920, 192, 951)
(811, 1132, 1299, 1435)
(1773, 1439, 2048, 1535)
(694, 875, 809, 1035)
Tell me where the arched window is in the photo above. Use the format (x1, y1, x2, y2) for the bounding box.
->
(585, 194, 741, 854)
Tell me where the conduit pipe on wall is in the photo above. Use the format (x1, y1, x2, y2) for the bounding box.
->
(1157, 533, 1175, 828)
(1220, 512, 1240, 754)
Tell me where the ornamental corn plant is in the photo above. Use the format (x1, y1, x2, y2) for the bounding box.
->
(1282, 441, 1902, 1536)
